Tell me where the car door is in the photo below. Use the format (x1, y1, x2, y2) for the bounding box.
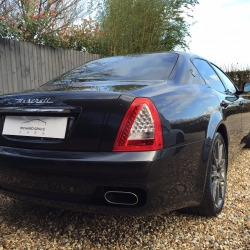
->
(211, 64, 250, 145)
(192, 59, 243, 157)
(239, 90, 250, 144)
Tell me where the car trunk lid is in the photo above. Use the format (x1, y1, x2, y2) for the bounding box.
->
(0, 91, 129, 151)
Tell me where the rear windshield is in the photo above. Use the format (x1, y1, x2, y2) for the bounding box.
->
(45, 53, 178, 85)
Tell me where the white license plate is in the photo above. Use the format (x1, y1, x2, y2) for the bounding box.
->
(2, 116, 68, 139)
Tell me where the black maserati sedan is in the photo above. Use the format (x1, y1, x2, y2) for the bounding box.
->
(0, 52, 249, 216)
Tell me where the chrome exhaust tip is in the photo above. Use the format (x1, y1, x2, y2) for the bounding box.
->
(104, 191, 138, 206)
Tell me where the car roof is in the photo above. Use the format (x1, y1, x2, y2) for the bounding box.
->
(174, 51, 206, 60)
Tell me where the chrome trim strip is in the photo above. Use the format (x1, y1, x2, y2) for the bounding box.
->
(0, 108, 71, 113)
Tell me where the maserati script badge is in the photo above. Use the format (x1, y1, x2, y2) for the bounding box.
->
(15, 98, 53, 104)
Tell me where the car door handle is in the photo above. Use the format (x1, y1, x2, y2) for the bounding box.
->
(220, 100, 231, 108)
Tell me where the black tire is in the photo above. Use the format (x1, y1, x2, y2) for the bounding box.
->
(181, 132, 228, 216)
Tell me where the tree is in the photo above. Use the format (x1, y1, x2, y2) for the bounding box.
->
(93, 0, 199, 56)
(0, 0, 14, 16)
(0, 0, 88, 46)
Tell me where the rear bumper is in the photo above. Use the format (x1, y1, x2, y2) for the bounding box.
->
(0, 142, 206, 215)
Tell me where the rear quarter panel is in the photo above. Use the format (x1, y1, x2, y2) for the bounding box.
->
(130, 81, 221, 206)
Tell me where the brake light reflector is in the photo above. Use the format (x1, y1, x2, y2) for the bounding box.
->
(113, 98, 163, 151)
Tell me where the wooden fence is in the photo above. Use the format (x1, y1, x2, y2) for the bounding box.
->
(0, 38, 99, 95)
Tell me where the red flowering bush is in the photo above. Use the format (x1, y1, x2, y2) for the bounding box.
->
(0, 0, 104, 54)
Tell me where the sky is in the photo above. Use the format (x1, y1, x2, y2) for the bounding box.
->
(187, 0, 250, 68)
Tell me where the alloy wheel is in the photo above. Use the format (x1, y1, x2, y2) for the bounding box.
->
(211, 137, 227, 209)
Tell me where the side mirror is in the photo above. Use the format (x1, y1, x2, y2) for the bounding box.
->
(243, 82, 250, 92)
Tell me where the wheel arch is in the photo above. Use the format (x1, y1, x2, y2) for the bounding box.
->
(200, 111, 229, 197)
(216, 124, 228, 156)
(204, 111, 228, 160)
(205, 109, 229, 150)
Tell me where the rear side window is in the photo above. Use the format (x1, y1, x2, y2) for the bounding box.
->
(193, 59, 226, 93)
(211, 64, 237, 93)
(46, 53, 179, 85)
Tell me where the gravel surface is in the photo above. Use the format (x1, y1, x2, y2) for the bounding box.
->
(0, 149, 249, 250)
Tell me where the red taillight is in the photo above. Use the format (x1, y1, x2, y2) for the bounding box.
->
(113, 98, 163, 152)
